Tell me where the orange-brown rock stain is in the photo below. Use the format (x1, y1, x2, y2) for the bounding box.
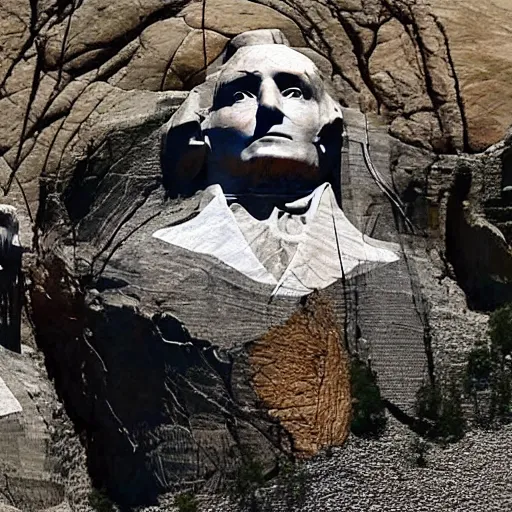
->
(250, 293, 351, 455)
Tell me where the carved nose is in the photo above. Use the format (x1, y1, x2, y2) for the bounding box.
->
(258, 79, 283, 113)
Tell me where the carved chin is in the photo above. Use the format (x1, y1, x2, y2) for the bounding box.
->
(239, 140, 320, 181)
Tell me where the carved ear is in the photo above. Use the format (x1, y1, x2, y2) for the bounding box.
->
(317, 117, 343, 177)
(161, 81, 214, 196)
(161, 120, 207, 196)
(317, 94, 343, 161)
(320, 93, 343, 128)
(316, 94, 344, 202)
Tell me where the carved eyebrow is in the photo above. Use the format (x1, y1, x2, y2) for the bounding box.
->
(214, 72, 261, 108)
(273, 72, 314, 98)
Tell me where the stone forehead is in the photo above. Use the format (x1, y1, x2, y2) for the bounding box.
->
(218, 44, 320, 82)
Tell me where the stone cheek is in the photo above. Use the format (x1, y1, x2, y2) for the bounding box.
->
(250, 293, 351, 455)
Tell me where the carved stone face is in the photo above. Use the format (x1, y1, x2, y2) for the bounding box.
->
(203, 45, 331, 193)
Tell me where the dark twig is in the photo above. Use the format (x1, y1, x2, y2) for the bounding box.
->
(202, 0, 207, 69)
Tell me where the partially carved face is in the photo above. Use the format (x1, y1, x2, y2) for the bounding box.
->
(203, 45, 332, 193)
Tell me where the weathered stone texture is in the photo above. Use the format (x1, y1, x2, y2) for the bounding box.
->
(251, 295, 351, 455)
(1, 1, 512, 510)
(42, 0, 188, 71)
(429, 0, 512, 151)
(0, 0, 30, 85)
(110, 18, 192, 91)
(0, 346, 69, 511)
(181, 0, 305, 45)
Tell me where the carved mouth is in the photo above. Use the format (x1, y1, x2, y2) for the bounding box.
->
(263, 132, 293, 140)
(250, 132, 294, 143)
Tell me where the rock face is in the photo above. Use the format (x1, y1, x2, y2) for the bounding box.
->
(429, 0, 512, 151)
(0, 1, 512, 511)
(444, 142, 512, 310)
(28, 84, 433, 506)
(0, 346, 65, 511)
(251, 295, 352, 455)
(28, 76, 359, 502)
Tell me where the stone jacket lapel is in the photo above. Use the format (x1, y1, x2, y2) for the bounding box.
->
(153, 183, 399, 297)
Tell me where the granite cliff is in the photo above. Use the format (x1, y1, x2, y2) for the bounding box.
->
(1, 1, 512, 511)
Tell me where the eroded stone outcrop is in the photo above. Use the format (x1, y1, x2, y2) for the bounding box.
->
(251, 294, 351, 455)
(26, 84, 435, 507)
(444, 143, 512, 310)
(26, 86, 285, 504)
(429, 0, 512, 151)
(0, 345, 67, 511)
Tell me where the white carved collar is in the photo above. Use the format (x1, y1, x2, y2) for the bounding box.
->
(153, 183, 399, 297)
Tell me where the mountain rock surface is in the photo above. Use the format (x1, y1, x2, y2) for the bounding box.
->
(0, 1, 512, 511)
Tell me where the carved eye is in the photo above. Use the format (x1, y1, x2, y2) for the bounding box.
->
(282, 87, 303, 99)
(233, 91, 255, 102)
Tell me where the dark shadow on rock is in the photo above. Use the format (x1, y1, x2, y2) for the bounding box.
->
(31, 256, 282, 506)
(446, 168, 512, 310)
